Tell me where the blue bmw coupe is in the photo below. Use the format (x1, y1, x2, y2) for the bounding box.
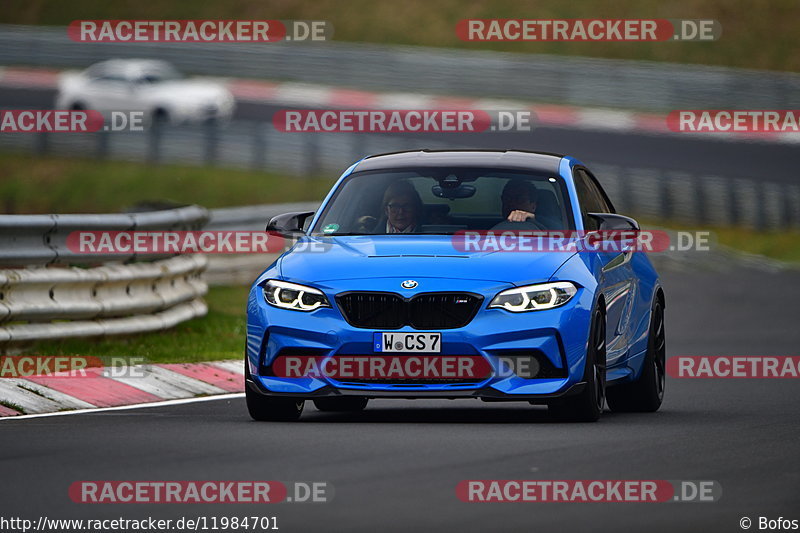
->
(245, 150, 665, 422)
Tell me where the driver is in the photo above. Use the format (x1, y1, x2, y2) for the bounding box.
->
(501, 178, 538, 223)
(381, 180, 422, 233)
(490, 178, 547, 231)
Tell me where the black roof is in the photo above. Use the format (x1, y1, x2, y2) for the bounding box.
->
(355, 149, 564, 174)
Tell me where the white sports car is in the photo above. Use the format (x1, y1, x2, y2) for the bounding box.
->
(55, 59, 235, 124)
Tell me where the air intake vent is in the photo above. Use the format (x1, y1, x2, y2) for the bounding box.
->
(336, 292, 482, 330)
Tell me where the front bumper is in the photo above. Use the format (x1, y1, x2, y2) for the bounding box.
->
(246, 376, 587, 404)
(245, 278, 594, 400)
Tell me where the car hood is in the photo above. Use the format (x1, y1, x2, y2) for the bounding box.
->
(277, 235, 575, 284)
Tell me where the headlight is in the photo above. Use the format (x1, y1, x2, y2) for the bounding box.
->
(488, 282, 577, 312)
(263, 280, 330, 312)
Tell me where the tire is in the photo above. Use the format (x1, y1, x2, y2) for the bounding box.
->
(549, 308, 606, 422)
(152, 108, 170, 125)
(244, 360, 304, 421)
(606, 300, 665, 413)
(313, 397, 369, 412)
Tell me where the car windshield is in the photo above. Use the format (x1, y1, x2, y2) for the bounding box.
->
(137, 66, 184, 83)
(86, 63, 184, 83)
(310, 167, 573, 235)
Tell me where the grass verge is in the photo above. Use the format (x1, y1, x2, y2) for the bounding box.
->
(711, 227, 800, 264)
(640, 220, 800, 265)
(0, 400, 25, 414)
(0, 152, 334, 214)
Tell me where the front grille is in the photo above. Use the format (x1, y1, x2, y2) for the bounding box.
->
(337, 292, 406, 329)
(336, 292, 482, 330)
(409, 293, 481, 329)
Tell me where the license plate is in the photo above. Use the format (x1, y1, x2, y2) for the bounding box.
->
(374, 332, 441, 353)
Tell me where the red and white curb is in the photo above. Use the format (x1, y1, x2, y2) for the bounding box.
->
(0, 360, 243, 417)
(0, 66, 61, 88)
(1, 65, 798, 144)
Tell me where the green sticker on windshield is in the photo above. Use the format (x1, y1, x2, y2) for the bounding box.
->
(322, 223, 340, 234)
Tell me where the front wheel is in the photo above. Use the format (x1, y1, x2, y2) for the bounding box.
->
(245, 362, 304, 421)
(152, 107, 170, 125)
(246, 386, 304, 421)
(606, 300, 665, 413)
(549, 308, 606, 422)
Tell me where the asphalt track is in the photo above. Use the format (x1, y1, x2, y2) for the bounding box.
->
(1, 85, 799, 533)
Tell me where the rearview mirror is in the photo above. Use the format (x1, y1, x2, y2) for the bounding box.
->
(266, 211, 315, 236)
(432, 184, 476, 199)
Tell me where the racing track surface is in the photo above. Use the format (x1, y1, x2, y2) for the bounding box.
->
(1, 259, 799, 532)
(2, 85, 799, 532)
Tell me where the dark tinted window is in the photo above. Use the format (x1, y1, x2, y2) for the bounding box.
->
(93, 74, 129, 83)
(574, 168, 613, 230)
(311, 167, 574, 235)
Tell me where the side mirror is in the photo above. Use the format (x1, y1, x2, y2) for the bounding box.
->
(587, 213, 639, 231)
(266, 211, 315, 236)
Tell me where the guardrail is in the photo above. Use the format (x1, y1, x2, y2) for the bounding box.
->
(0, 205, 209, 267)
(0, 205, 211, 348)
(0, 255, 207, 344)
(1, 24, 799, 110)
